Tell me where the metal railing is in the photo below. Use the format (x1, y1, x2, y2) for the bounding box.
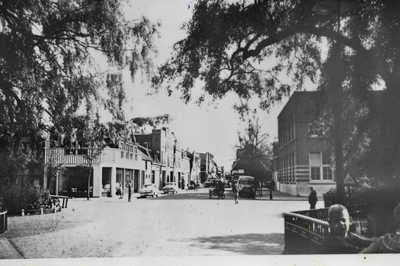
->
(284, 204, 371, 254)
(283, 212, 329, 254)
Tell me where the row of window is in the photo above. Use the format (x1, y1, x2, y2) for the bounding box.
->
(279, 112, 295, 147)
(279, 153, 295, 183)
(278, 151, 333, 182)
(120, 151, 138, 161)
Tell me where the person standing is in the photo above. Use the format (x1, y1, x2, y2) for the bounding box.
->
(308, 186, 318, 209)
(270, 180, 276, 191)
(126, 181, 132, 202)
(232, 181, 239, 204)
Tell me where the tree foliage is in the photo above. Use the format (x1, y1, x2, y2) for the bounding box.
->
(236, 117, 271, 159)
(155, 0, 400, 183)
(0, 0, 160, 183)
(234, 117, 271, 179)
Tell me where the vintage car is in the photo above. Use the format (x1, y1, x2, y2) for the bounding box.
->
(139, 184, 160, 198)
(163, 182, 179, 194)
(237, 175, 256, 198)
(187, 180, 198, 189)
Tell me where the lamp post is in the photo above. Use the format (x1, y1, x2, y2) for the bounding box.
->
(312, 0, 357, 205)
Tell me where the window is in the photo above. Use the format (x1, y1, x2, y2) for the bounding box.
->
(279, 112, 295, 147)
(309, 152, 333, 181)
(134, 146, 138, 161)
(309, 117, 327, 137)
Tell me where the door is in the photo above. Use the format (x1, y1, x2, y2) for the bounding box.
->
(134, 170, 140, 193)
(102, 167, 112, 197)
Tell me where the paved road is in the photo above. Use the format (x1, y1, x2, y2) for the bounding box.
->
(1, 188, 310, 259)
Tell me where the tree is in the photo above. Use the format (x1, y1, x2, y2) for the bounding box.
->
(81, 115, 108, 201)
(0, 0, 159, 184)
(233, 117, 271, 182)
(154, 0, 400, 183)
(236, 117, 271, 158)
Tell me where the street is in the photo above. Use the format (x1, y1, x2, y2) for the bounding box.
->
(5, 188, 309, 258)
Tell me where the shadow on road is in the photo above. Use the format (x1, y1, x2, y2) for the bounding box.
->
(180, 233, 284, 255)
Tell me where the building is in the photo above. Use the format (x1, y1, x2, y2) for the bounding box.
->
(187, 151, 201, 183)
(135, 127, 175, 187)
(199, 152, 217, 182)
(44, 139, 147, 198)
(43, 126, 222, 197)
(277, 91, 335, 196)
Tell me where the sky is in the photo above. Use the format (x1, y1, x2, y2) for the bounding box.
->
(111, 0, 294, 171)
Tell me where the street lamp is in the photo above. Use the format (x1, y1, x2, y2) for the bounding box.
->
(312, 0, 358, 205)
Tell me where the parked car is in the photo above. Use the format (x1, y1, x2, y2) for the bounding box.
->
(237, 175, 256, 198)
(187, 180, 197, 189)
(204, 178, 218, 187)
(163, 182, 179, 194)
(139, 184, 160, 198)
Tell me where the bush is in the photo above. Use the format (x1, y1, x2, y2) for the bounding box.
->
(1, 184, 51, 215)
(351, 185, 400, 237)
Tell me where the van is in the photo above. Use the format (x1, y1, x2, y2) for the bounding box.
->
(237, 175, 256, 198)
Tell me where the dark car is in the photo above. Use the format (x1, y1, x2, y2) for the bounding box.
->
(204, 178, 218, 187)
(237, 175, 256, 198)
(187, 180, 196, 189)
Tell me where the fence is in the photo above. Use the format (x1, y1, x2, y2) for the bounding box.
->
(0, 210, 7, 235)
(284, 204, 371, 254)
(283, 212, 329, 254)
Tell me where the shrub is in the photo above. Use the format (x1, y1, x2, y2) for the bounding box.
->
(1, 184, 51, 215)
(351, 185, 400, 237)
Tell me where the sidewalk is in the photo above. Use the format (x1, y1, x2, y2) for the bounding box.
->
(255, 189, 324, 202)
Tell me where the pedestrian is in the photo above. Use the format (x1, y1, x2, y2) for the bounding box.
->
(116, 182, 122, 198)
(270, 180, 275, 191)
(126, 181, 132, 202)
(308, 186, 318, 209)
(118, 182, 124, 199)
(361, 202, 400, 253)
(232, 181, 239, 204)
(322, 204, 371, 254)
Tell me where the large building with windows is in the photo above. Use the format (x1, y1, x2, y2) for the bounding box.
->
(277, 91, 335, 196)
(44, 139, 149, 198)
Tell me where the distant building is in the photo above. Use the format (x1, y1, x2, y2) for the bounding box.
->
(199, 152, 217, 182)
(187, 151, 201, 183)
(231, 144, 271, 185)
(135, 127, 175, 187)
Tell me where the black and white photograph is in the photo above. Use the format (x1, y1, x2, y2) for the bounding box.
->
(0, 0, 399, 265)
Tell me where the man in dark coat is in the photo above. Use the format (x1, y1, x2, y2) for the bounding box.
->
(308, 186, 318, 209)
